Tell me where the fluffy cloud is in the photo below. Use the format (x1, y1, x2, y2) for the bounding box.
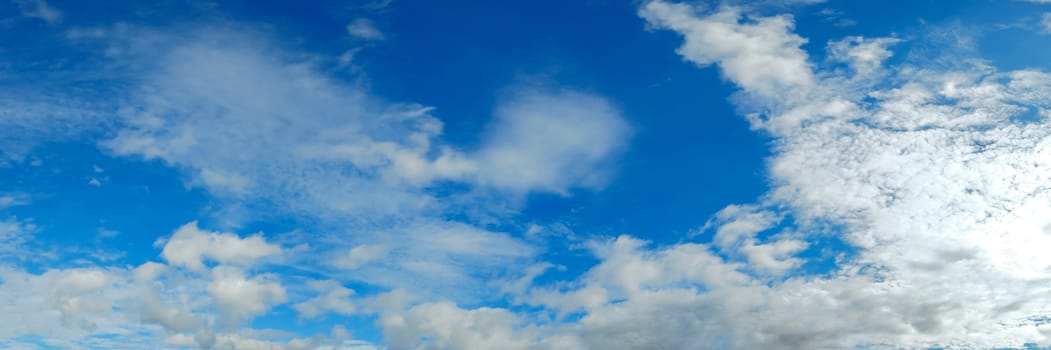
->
(473, 88, 630, 194)
(208, 266, 287, 327)
(701, 205, 807, 275)
(640, 1, 814, 100)
(51, 269, 115, 330)
(0, 265, 150, 349)
(377, 301, 535, 350)
(159, 221, 282, 271)
(0, 222, 374, 349)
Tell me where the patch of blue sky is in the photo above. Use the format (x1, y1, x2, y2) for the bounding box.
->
(1, 142, 208, 268)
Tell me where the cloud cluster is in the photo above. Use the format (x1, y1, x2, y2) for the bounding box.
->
(0, 222, 375, 349)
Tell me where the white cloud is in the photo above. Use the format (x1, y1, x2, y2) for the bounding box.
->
(207, 266, 287, 327)
(159, 221, 281, 271)
(51, 269, 115, 331)
(102, 27, 625, 225)
(0, 232, 335, 349)
(701, 205, 807, 275)
(346, 18, 385, 41)
(335, 244, 389, 270)
(12, 0, 61, 24)
(0, 216, 35, 255)
(0, 265, 151, 348)
(293, 280, 356, 318)
(639, 2, 814, 101)
(473, 88, 630, 194)
(827, 36, 901, 75)
(0, 93, 105, 166)
(378, 301, 534, 350)
(330, 220, 538, 301)
(0, 195, 24, 209)
(101, 29, 460, 219)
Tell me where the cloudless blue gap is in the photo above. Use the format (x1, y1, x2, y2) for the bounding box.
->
(790, 220, 859, 278)
(0, 142, 208, 271)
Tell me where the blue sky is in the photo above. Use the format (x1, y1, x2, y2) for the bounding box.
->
(6, 0, 1051, 349)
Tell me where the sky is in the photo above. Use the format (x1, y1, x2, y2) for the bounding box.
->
(7, 0, 1051, 349)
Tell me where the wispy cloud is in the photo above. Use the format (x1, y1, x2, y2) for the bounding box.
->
(346, 18, 385, 41)
(12, 0, 61, 24)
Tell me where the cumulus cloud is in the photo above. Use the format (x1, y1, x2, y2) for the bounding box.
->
(159, 221, 281, 271)
(0, 266, 149, 348)
(208, 266, 287, 327)
(0, 221, 376, 349)
(51, 269, 115, 331)
(378, 301, 535, 350)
